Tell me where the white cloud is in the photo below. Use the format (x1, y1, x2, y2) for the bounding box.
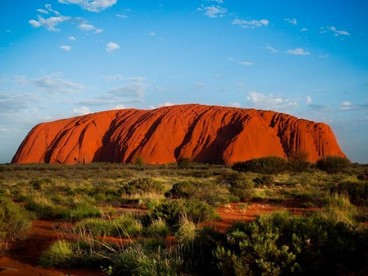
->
(78, 22, 103, 33)
(306, 96, 312, 104)
(60, 45, 71, 51)
(284, 18, 297, 25)
(208, 0, 223, 3)
(238, 61, 254, 66)
(69, 36, 76, 40)
(72, 106, 91, 115)
(58, 0, 117, 12)
(30, 74, 84, 94)
(230, 102, 241, 108)
(232, 18, 269, 29)
(341, 101, 356, 110)
(321, 25, 350, 37)
(29, 4, 69, 31)
(247, 91, 297, 110)
(198, 5, 227, 18)
(158, 102, 175, 107)
(79, 77, 146, 107)
(300, 28, 308, 32)
(106, 42, 120, 53)
(286, 48, 311, 56)
(37, 8, 49, 14)
(265, 45, 278, 53)
(113, 104, 126, 109)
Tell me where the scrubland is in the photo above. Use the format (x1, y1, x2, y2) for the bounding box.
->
(0, 156, 367, 275)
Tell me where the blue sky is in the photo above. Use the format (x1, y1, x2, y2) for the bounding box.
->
(0, 0, 367, 163)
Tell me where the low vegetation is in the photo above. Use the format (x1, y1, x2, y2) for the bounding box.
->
(0, 158, 367, 274)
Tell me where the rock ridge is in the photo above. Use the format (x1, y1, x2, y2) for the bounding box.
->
(12, 104, 346, 164)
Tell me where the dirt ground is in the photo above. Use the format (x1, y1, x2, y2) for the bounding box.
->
(0, 200, 318, 275)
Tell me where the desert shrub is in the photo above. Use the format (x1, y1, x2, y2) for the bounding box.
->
(76, 215, 142, 238)
(317, 156, 351, 174)
(119, 178, 163, 196)
(177, 157, 192, 169)
(181, 227, 226, 274)
(149, 199, 216, 227)
(165, 181, 229, 206)
(0, 197, 31, 254)
(214, 212, 368, 275)
(329, 181, 368, 206)
(25, 195, 69, 219)
(145, 219, 170, 237)
(68, 202, 101, 221)
(357, 170, 368, 181)
(288, 150, 310, 172)
(40, 240, 74, 268)
(228, 178, 254, 201)
(232, 156, 288, 174)
(40, 239, 108, 269)
(175, 216, 197, 244)
(253, 175, 274, 188)
(107, 243, 182, 276)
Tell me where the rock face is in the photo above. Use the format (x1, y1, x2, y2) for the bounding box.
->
(12, 104, 346, 164)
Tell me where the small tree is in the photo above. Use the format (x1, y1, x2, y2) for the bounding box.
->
(316, 156, 351, 174)
(288, 150, 310, 172)
(232, 156, 288, 174)
(177, 157, 192, 169)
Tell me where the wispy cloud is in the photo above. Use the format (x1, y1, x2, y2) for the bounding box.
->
(247, 91, 297, 110)
(300, 28, 308, 32)
(306, 96, 312, 104)
(238, 61, 254, 66)
(286, 48, 311, 56)
(341, 101, 356, 110)
(29, 4, 69, 31)
(232, 18, 269, 29)
(60, 45, 71, 51)
(78, 21, 103, 33)
(72, 106, 91, 116)
(106, 42, 120, 53)
(265, 45, 278, 53)
(31, 75, 84, 94)
(58, 0, 117, 12)
(198, 5, 227, 18)
(80, 76, 146, 107)
(69, 36, 76, 40)
(284, 18, 297, 25)
(321, 25, 350, 37)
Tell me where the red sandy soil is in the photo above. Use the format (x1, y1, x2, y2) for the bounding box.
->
(203, 200, 319, 231)
(0, 200, 327, 275)
(12, 104, 345, 165)
(0, 220, 103, 276)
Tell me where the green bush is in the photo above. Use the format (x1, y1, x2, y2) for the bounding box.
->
(108, 243, 182, 276)
(119, 178, 163, 196)
(253, 175, 274, 188)
(150, 199, 216, 227)
(177, 157, 192, 169)
(228, 178, 254, 201)
(75, 215, 142, 238)
(329, 181, 368, 206)
(232, 156, 288, 174)
(166, 181, 229, 206)
(68, 202, 101, 221)
(40, 240, 74, 268)
(214, 212, 368, 275)
(317, 156, 351, 173)
(288, 150, 310, 172)
(0, 197, 31, 253)
(145, 219, 170, 237)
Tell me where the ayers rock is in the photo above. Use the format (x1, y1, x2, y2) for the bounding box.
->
(12, 104, 346, 165)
